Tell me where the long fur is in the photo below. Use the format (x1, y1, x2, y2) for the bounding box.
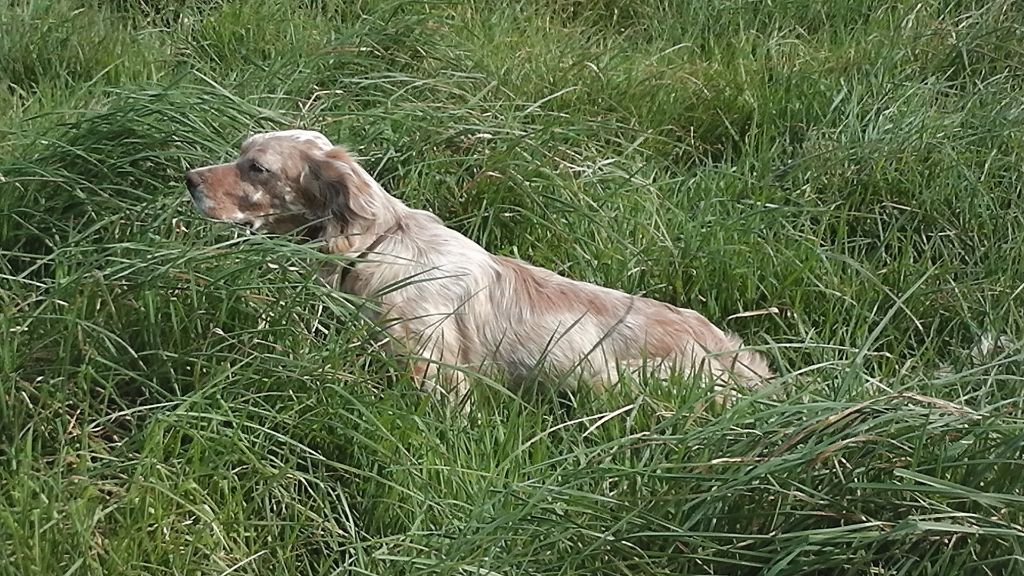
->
(185, 130, 773, 410)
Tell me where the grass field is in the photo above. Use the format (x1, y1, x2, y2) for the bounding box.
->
(2, 0, 1024, 574)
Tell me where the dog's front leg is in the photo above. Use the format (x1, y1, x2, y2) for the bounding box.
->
(387, 313, 473, 414)
(410, 358, 471, 414)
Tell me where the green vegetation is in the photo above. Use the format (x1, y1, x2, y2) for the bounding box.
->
(2, 0, 1023, 573)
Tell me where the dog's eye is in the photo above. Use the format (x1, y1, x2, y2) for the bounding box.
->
(250, 161, 270, 175)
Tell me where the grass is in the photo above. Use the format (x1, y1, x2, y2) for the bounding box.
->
(2, 0, 1024, 573)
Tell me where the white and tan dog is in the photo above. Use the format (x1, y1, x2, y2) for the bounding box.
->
(185, 130, 772, 410)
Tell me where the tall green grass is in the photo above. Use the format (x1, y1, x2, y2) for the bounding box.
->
(2, 0, 1023, 574)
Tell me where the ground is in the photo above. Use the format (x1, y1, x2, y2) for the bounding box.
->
(1, 1, 1023, 574)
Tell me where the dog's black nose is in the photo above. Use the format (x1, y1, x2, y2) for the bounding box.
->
(185, 170, 202, 196)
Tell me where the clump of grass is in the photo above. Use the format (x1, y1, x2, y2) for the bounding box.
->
(2, 0, 1024, 575)
(0, 1, 167, 97)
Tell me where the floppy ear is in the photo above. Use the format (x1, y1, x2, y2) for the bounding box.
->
(300, 147, 378, 224)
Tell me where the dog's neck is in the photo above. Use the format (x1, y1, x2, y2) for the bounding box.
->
(320, 216, 399, 255)
(318, 176, 405, 256)
(309, 169, 409, 289)
(333, 219, 403, 289)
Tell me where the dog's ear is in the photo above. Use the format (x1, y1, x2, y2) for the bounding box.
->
(300, 147, 377, 224)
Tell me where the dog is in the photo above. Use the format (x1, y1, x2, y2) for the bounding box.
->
(185, 129, 772, 410)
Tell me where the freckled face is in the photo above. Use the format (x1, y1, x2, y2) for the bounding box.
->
(184, 137, 321, 234)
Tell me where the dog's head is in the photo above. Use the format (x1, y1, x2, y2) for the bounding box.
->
(185, 130, 382, 239)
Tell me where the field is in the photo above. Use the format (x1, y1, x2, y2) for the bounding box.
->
(2, 0, 1024, 574)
